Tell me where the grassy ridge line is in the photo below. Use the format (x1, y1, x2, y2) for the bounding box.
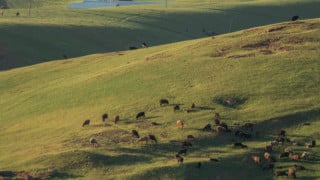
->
(0, 19, 319, 178)
(1, 0, 320, 70)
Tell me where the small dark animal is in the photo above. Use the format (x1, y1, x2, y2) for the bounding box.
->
(187, 135, 195, 140)
(280, 152, 290, 158)
(173, 105, 180, 111)
(148, 134, 157, 143)
(136, 112, 145, 119)
(190, 103, 195, 109)
(141, 42, 148, 48)
(219, 122, 230, 132)
(159, 99, 169, 106)
(203, 124, 212, 131)
(262, 163, 274, 170)
(196, 162, 201, 168)
(234, 142, 247, 148)
(302, 122, 311, 126)
(181, 141, 192, 148)
(178, 149, 187, 155)
(132, 130, 140, 138)
(16, 11, 20, 16)
(102, 113, 108, 122)
(129, 46, 138, 50)
(114, 115, 120, 124)
(291, 15, 299, 21)
(294, 164, 306, 171)
(82, 119, 90, 127)
(176, 154, 184, 164)
(275, 170, 288, 177)
(62, 54, 68, 59)
(312, 140, 316, 147)
(252, 155, 261, 164)
(214, 113, 220, 120)
(89, 137, 98, 147)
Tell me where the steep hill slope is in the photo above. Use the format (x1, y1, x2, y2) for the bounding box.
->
(0, 18, 319, 179)
(0, 0, 320, 70)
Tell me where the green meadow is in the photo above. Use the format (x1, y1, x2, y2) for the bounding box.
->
(0, 0, 320, 179)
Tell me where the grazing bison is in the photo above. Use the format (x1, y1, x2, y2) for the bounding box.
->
(300, 151, 308, 160)
(148, 134, 157, 143)
(177, 120, 184, 129)
(132, 130, 140, 138)
(173, 105, 180, 111)
(136, 112, 145, 119)
(175, 154, 184, 165)
(190, 103, 195, 109)
(159, 99, 169, 106)
(203, 124, 212, 131)
(275, 170, 288, 177)
(312, 140, 316, 147)
(291, 15, 299, 21)
(141, 42, 148, 48)
(187, 135, 195, 140)
(151, 122, 160, 126)
(288, 168, 296, 178)
(209, 158, 219, 162)
(102, 113, 108, 122)
(114, 115, 120, 124)
(214, 113, 220, 120)
(178, 149, 187, 155)
(89, 137, 98, 147)
(82, 119, 90, 127)
(216, 126, 226, 133)
(291, 154, 299, 161)
(252, 155, 261, 164)
(294, 164, 306, 171)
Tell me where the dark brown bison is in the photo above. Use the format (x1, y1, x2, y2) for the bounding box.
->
(102, 113, 108, 122)
(114, 115, 120, 124)
(291, 15, 299, 21)
(234, 142, 247, 148)
(294, 164, 306, 171)
(89, 137, 98, 147)
(159, 99, 169, 106)
(203, 124, 212, 131)
(275, 170, 288, 177)
(82, 119, 90, 127)
(148, 134, 157, 143)
(132, 130, 140, 138)
(136, 112, 145, 119)
(176, 154, 184, 164)
(173, 105, 180, 111)
(190, 103, 195, 108)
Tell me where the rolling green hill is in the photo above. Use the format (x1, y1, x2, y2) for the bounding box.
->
(0, 18, 319, 179)
(0, 0, 320, 70)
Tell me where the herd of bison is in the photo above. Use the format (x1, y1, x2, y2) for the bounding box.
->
(82, 98, 317, 178)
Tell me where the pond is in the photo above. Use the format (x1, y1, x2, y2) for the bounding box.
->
(68, 0, 167, 9)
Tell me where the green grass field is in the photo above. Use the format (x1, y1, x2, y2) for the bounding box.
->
(0, 0, 320, 179)
(0, 0, 319, 70)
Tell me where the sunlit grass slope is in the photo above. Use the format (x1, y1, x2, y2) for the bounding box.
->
(0, 18, 320, 179)
(0, 0, 319, 70)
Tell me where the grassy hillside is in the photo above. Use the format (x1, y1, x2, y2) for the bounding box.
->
(0, 18, 319, 179)
(0, 0, 320, 70)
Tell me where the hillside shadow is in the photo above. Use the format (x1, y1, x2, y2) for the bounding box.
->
(1, 1, 320, 70)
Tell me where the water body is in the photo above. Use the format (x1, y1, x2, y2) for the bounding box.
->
(68, 0, 167, 9)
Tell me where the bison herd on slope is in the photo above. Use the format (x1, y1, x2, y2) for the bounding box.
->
(82, 98, 317, 178)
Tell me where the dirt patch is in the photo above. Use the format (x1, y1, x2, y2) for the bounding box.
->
(95, 129, 132, 144)
(260, 49, 273, 55)
(145, 52, 172, 61)
(265, 26, 286, 33)
(241, 37, 280, 49)
(285, 37, 317, 44)
(227, 53, 255, 59)
(278, 46, 292, 51)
